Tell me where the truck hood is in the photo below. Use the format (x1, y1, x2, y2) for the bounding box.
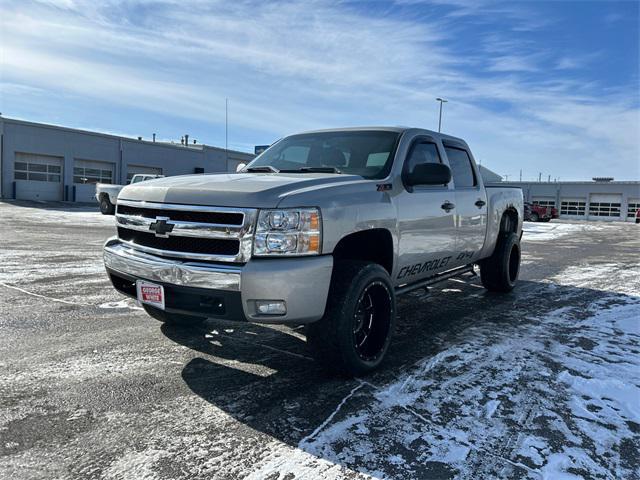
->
(117, 172, 365, 208)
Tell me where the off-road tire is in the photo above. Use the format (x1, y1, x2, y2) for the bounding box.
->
(529, 212, 539, 222)
(305, 261, 396, 377)
(480, 232, 521, 292)
(143, 304, 204, 327)
(100, 196, 115, 215)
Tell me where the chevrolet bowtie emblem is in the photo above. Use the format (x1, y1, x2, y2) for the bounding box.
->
(149, 217, 174, 238)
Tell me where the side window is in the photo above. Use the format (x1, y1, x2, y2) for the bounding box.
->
(405, 141, 441, 174)
(444, 147, 476, 188)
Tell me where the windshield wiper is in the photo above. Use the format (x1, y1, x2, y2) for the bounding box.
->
(280, 167, 342, 174)
(244, 165, 279, 173)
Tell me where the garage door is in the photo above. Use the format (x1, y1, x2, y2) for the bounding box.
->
(588, 193, 622, 219)
(126, 165, 162, 184)
(560, 198, 586, 217)
(14, 153, 63, 201)
(74, 159, 115, 202)
(627, 198, 640, 221)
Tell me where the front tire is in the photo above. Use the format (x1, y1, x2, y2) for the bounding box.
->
(100, 196, 115, 215)
(480, 232, 521, 292)
(143, 305, 204, 327)
(529, 212, 539, 222)
(306, 261, 396, 377)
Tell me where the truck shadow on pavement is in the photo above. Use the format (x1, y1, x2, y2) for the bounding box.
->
(160, 278, 639, 479)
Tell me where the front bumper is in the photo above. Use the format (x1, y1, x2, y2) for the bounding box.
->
(103, 237, 333, 324)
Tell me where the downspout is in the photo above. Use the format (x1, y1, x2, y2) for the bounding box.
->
(119, 139, 123, 184)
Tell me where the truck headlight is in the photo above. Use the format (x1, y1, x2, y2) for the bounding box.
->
(254, 208, 321, 256)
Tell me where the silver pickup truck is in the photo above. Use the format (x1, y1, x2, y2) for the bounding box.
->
(103, 127, 523, 376)
(96, 174, 164, 215)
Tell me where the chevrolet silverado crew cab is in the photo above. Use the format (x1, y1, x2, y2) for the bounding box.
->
(104, 127, 523, 376)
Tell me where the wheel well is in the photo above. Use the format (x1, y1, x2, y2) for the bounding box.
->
(98, 192, 110, 202)
(500, 208, 519, 234)
(332, 229, 394, 274)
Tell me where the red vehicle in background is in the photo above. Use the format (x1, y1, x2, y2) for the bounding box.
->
(524, 202, 559, 222)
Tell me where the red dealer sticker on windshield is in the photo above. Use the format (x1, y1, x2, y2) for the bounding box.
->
(136, 280, 165, 310)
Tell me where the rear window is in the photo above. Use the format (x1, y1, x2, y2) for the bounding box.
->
(444, 146, 476, 188)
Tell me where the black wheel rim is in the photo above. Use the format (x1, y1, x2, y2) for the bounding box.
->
(353, 281, 392, 362)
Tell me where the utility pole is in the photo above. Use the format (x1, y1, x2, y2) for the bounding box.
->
(538, 172, 542, 182)
(436, 97, 447, 133)
(519, 169, 522, 182)
(225, 98, 229, 163)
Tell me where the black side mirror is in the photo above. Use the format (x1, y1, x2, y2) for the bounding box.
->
(405, 163, 451, 186)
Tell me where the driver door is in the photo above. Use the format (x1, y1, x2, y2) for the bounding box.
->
(395, 138, 457, 285)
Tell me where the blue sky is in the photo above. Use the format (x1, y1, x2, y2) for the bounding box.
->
(1, 0, 638, 180)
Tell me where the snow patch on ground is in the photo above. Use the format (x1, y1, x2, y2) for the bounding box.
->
(249, 263, 640, 479)
(522, 221, 606, 242)
(1, 202, 114, 227)
(98, 299, 143, 310)
(550, 262, 640, 297)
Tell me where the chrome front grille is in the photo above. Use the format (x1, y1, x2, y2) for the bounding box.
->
(115, 200, 257, 263)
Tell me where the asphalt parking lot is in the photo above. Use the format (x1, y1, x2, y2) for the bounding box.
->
(1, 201, 638, 480)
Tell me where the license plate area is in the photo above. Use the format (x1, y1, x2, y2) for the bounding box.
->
(136, 280, 165, 310)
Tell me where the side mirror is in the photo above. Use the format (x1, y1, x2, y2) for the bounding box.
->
(405, 162, 451, 186)
(236, 163, 247, 172)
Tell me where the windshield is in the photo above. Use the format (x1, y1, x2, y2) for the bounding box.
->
(245, 131, 401, 179)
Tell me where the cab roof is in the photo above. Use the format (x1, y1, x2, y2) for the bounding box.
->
(294, 126, 467, 145)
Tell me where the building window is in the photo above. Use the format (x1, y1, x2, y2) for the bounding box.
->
(560, 200, 586, 216)
(589, 202, 621, 217)
(628, 201, 640, 218)
(532, 199, 556, 208)
(14, 161, 62, 182)
(73, 167, 112, 184)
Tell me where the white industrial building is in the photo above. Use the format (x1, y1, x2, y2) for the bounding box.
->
(488, 180, 640, 222)
(0, 117, 254, 203)
(1, 116, 638, 222)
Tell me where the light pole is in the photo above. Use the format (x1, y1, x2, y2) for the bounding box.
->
(436, 97, 447, 133)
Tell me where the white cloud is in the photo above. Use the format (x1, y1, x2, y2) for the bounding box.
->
(0, 0, 638, 180)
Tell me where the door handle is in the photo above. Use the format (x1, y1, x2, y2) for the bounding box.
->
(475, 199, 486, 208)
(441, 201, 455, 212)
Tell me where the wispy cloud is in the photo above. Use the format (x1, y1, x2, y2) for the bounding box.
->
(1, 0, 638, 180)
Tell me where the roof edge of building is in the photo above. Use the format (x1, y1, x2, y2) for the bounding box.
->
(0, 116, 253, 157)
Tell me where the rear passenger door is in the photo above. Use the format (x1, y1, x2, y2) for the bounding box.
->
(443, 144, 487, 265)
(395, 138, 457, 284)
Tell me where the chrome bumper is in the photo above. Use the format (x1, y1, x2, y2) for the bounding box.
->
(103, 238, 241, 291)
(103, 237, 333, 324)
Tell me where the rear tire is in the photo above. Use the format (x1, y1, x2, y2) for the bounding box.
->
(100, 196, 115, 215)
(305, 261, 396, 377)
(143, 305, 204, 327)
(529, 212, 539, 222)
(542, 217, 551, 222)
(480, 232, 521, 292)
